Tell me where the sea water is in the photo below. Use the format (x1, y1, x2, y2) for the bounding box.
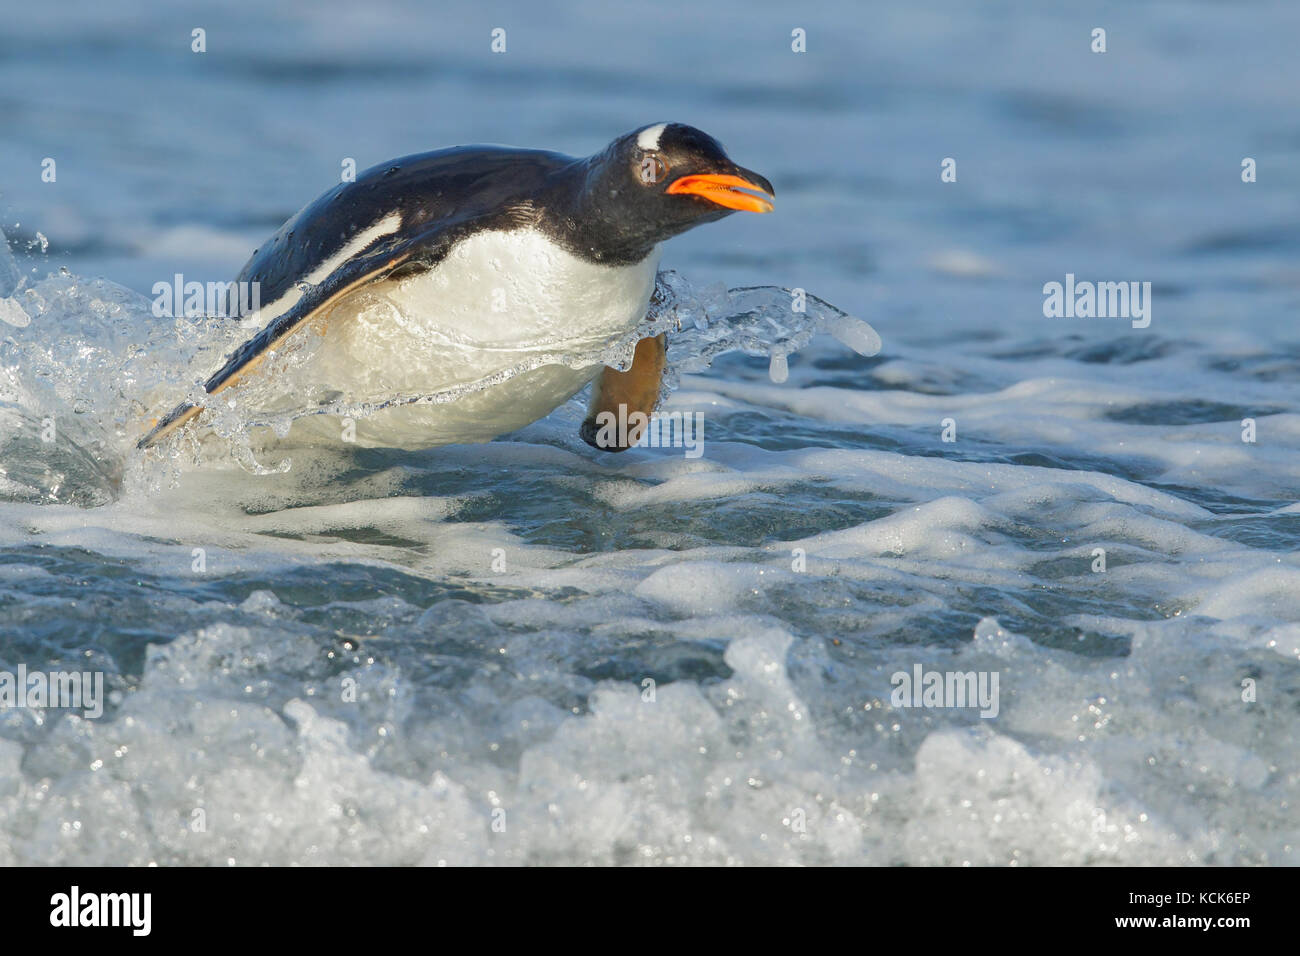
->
(0, 0, 1297, 864)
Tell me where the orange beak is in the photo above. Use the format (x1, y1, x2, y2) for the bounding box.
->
(666, 172, 775, 213)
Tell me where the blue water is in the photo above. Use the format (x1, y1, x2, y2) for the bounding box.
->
(0, 0, 1297, 864)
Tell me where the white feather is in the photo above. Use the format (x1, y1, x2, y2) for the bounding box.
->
(271, 228, 660, 448)
(238, 211, 403, 330)
(636, 123, 668, 151)
(303, 211, 403, 287)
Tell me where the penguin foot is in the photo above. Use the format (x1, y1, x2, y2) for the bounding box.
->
(581, 332, 667, 451)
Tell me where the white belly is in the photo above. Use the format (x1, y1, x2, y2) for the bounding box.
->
(265, 229, 660, 449)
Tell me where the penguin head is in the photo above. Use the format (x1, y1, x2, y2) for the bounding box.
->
(580, 123, 774, 254)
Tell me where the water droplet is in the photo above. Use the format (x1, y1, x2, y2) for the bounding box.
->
(769, 353, 789, 383)
(824, 314, 882, 357)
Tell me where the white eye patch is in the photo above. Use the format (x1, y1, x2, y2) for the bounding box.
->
(636, 123, 668, 151)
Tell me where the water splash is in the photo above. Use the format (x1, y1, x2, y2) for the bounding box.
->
(0, 226, 18, 286)
(0, 243, 880, 504)
(225, 271, 880, 424)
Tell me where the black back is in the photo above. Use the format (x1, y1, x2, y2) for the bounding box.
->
(203, 145, 592, 393)
(231, 145, 584, 322)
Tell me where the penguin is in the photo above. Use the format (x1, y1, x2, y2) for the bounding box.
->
(137, 123, 773, 453)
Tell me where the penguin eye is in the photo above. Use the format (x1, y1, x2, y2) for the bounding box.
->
(637, 154, 669, 185)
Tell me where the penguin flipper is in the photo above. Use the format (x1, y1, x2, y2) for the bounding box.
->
(580, 332, 667, 451)
(136, 401, 202, 450)
(137, 245, 421, 450)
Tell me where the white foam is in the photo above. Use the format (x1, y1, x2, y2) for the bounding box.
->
(1, 263, 1296, 866)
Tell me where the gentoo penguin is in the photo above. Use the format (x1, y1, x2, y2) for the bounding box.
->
(138, 123, 774, 453)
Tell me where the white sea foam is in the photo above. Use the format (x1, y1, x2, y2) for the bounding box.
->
(1, 284, 1297, 865)
(3, 0, 1300, 865)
